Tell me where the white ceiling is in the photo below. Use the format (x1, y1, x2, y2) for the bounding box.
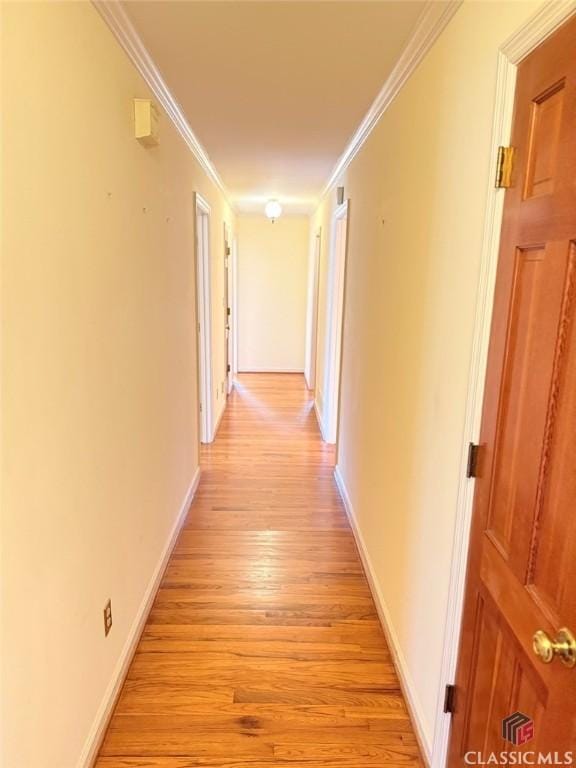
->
(122, 1, 426, 212)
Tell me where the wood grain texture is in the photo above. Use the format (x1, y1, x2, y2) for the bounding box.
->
(449, 15, 576, 762)
(96, 374, 422, 767)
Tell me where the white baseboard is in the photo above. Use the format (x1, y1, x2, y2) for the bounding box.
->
(333, 465, 433, 766)
(78, 465, 201, 768)
(238, 367, 304, 373)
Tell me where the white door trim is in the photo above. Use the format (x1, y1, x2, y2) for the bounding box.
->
(230, 236, 238, 386)
(195, 193, 214, 444)
(432, 3, 576, 767)
(224, 223, 234, 396)
(304, 227, 322, 390)
(321, 201, 349, 444)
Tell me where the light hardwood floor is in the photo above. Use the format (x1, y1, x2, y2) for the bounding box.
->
(96, 373, 422, 767)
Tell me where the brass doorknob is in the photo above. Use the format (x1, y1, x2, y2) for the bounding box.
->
(532, 627, 576, 668)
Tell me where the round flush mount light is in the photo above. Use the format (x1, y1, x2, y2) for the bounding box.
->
(265, 199, 282, 222)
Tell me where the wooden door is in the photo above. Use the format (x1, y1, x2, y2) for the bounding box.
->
(449, 16, 576, 762)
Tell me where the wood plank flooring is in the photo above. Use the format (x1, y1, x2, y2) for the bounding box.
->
(96, 374, 422, 768)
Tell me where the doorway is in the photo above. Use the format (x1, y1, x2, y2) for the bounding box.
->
(304, 228, 322, 391)
(223, 224, 234, 396)
(195, 193, 213, 443)
(231, 236, 238, 385)
(319, 201, 349, 444)
(448, 15, 576, 762)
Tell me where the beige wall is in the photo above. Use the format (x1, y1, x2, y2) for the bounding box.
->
(312, 0, 542, 752)
(0, 3, 233, 767)
(237, 215, 309, 371)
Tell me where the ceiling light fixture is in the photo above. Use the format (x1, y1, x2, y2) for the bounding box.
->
(265, 199, 282, 223)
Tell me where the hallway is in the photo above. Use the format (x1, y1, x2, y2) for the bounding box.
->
(96, 374, 421, 766)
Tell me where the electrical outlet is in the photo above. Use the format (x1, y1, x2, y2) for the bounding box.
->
(103, 599, 113, 637)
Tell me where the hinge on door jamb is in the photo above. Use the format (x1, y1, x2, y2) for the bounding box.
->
(225, 246, 231, 256)
(466, 443, 480, 478)
(495, 146, 515, 188)
(444, 684, 456, 714)
(227, 364, 231, 373)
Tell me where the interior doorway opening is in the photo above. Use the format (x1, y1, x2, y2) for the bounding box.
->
(195, 193, 213, 443)
(319, 201, 349, 444)
(223, 224, 235, 396)
(304, 228, 322, 391)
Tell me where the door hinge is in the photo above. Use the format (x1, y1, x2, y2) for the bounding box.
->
(227, 364, 231, 373)
(444, 684, 456, 714)
(466, 442, 480, 478)
(495, 146, 515, 188)
(227, 307, 231, 316)
(225, 245, 231, 256)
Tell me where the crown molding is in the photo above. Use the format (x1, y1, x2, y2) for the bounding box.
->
(92, 0, 232, 205)
(94, 0, 465, 213)
(501, 0, 576, 62)
(320, 0, 462, 200)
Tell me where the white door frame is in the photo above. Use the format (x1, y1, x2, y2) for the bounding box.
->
(432, 4, 576, 766)
(231, 236, 239, 381)
(195, 193, 213, 443)
(304, 227, 322, 391)
(224, 223, 235, 395)
(321, 201, 349, 444)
